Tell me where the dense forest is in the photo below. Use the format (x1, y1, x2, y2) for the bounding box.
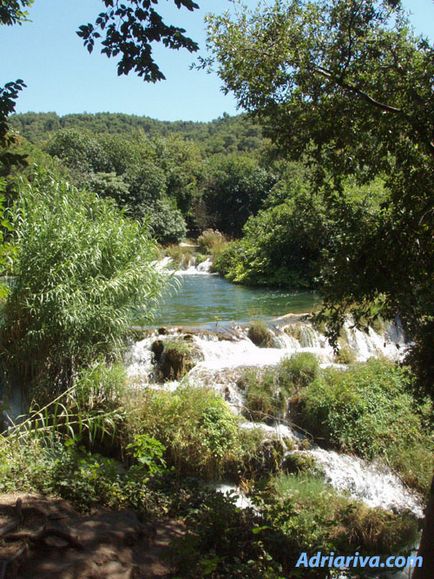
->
(1, 1, 433, 577)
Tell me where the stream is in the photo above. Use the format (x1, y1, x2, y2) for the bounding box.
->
(127, 259, 424, 568)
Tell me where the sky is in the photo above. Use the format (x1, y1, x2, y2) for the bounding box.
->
(1, 0, 433, 122)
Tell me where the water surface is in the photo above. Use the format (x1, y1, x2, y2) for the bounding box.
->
(149, 275, 320, 326)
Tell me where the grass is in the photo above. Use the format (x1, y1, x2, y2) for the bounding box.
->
(125, 385, 243, 479)
(277, 353, 320, 391)
(241, 354, 320, 423)
(164, 244, 194, 268)
(241, 368, 285, 422)
(197, 229, 226, 255)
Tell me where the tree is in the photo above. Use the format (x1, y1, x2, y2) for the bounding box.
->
(206, 1, 433, 575)
(77, 0, 200, 82)
(203, 154, 276, 236)
(46, 129, 112, 182)
(206, 0, 433, 375)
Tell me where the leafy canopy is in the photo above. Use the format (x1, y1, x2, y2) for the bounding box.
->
(205, 0, 434, 376)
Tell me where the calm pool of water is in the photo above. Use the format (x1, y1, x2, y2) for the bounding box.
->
(145, 275, 320, 326)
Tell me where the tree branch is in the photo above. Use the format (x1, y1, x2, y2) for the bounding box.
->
(315, 65, 402, 113)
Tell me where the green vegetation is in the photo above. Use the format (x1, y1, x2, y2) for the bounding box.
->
(241, 353, 319, 422)
(1, 0, 433, 575)
(171, 473, 418, 577)
(206, 0, 434, 390)
(262, 474, 418, 556)
(277, 353, 320, 392)
(155, 340, 198, 381)
(0, 171, 163, 404)
(125, 385, 242, 479)
(295, 359, 433, 494)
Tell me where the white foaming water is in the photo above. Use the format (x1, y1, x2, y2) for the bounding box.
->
(127, 320, 406, 384)
(212, 483, 256, 510)
(175, 257, 213, 276)
(240, 420, 303, 443)
(155, 256, 213, 276)
(302, 448, 424, 518)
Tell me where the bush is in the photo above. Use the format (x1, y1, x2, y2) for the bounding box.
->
(197, 228, 225, 254)
(247, 320, 275, 347)
(125, 386, 242, 479)
(241, 354, 319, 422)
(241, 368, 285, 422)
(335, 345, 356, 364)
(277, 353, 320, 391)
(296, 359, 433, 493)
(281, 451, 320, 475)
(164, 244, 193, 268)
(213, 240, 241, 276)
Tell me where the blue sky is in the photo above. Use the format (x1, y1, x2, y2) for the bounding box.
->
(1, 0, 433, 122)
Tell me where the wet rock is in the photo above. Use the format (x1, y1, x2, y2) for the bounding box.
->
(151, 340, 165, 363)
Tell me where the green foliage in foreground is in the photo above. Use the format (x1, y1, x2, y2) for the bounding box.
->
(125, 385, 244, 479)
(296, 359, 433, 494)
(0, 171, 164, 402)
(0, 358, 427, 577)
(172, 474, 418, 578)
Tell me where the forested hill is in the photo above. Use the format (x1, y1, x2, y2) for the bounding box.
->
(10, 111, 265, 154)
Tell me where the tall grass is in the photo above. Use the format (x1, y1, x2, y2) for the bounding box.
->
(0, 171, 164, 404)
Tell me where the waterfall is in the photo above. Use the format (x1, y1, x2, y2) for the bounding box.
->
(127, 319, 406, 384)
(125, 320, 423, 517)
(298, 448, 424, 518)
(155, 256, 213, 275)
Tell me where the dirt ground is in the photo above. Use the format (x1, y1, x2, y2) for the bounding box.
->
(0, 493, 185, 578)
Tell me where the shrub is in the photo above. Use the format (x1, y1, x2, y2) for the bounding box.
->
(236, 427, 287, 479)
(247, 320, 275, 347)
(213, 240, 240, 276)
(240, 354, 319, 422)
(335, 345, 356, 364)
(197, 228, 225, 254)
(261, 474, 418, 558)
(281, 451, 320, 475)
(277, 353, 320, 392)
(241, 368, 285, 422)
(296, 359, 433, 493)
(125, 386, 242, 479)
(164, 244, 193, 268)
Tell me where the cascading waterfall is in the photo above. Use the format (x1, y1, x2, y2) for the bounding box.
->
(290, 448, 424, 518)
(126, 317, 422, 517)
(155, 255, 213, 275)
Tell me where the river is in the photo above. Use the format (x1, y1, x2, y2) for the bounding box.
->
(150, 273, 321, 326)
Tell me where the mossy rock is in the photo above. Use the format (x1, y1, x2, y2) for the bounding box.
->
(151, 340, 165, 363)
(247, 321, 275, 348)
(282, 451, 320, 475)
(156, 340, 203, 381)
